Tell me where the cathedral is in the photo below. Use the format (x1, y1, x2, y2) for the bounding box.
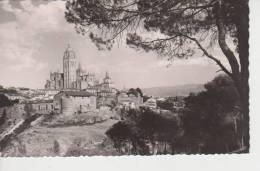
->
(45, 45, 117, 97)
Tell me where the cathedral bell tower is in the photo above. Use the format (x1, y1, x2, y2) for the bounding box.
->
(63, 44, 77, 89)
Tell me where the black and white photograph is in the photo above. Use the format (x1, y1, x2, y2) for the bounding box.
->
(0, 0, 251, 158)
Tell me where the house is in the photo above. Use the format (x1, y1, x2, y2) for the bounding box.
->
(16, 100, 54, 115)
(4, 94, 27, 102)
(97, 96, 116, 109)
(143, 98, 157, 109)
(29, 100, 54, 114)
(117, 91, 143, 109)
(54, 91, 97, 115)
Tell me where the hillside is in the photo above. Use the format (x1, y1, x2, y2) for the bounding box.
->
(1, 119, 118, 157)
(142, 84, 205, 97)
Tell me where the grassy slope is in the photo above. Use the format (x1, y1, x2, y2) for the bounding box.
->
(2, 119, 118, 157)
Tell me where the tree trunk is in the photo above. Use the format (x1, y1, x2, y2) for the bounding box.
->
(164, 141, 167, 154)
(236, 0, 250, 152)
(216, 0, 249, 152)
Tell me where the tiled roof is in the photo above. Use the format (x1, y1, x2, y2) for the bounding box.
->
(28, 99, 54, 104)
(61, 91, 95, 97)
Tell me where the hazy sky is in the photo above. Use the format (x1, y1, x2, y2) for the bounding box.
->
(0, 0, 228, 89)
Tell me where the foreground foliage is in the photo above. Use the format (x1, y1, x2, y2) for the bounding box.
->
(106, 108, 180, 155)
(107, 75, 245, 154)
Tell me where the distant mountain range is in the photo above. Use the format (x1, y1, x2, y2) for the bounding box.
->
(142, 84, 205, 97)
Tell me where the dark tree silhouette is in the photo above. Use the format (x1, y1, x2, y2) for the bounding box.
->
(136, 87, 143, 97)
(106, 108, 179, 154)
(127, 88, 143, 97)
(0, 94, 12, 107)
(127, 88, 138, 97)
(157, 98, 176, 111)
(180, 74, 244, 153)
(0, 109, 7, 126)
(106, 121, 135, 154)
(65, 0, 249, 151)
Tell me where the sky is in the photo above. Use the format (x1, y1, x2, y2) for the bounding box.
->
(0, 0, 226, 89)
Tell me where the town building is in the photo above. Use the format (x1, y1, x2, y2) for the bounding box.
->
(29, 100, 54, 115)
(15, 100, 54, 115)
(74, 63, 96, 90)
(143, 98, 157, 109)
(117, 90, 143, 109)
(53, 91, 97, 115)
(45, 71, 64, 90)
(4, 94, 28, 102)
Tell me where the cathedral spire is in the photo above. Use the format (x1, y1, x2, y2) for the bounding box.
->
(105, 71, 110, 79)
(78, 63, 82, 70)
(122, 85, 127, 91)
(63, 43, 76, 59)
(67, 43, 71, 50)
(63, 43, 77, 89)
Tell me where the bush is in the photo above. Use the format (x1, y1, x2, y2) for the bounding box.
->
(106, 108, 180, 155)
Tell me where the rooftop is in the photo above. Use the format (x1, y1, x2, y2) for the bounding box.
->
(19, 99, 54, 104)
(60, 91, 95, 97)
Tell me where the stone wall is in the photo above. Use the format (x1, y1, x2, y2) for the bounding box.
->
(55, 95, 97, 115)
